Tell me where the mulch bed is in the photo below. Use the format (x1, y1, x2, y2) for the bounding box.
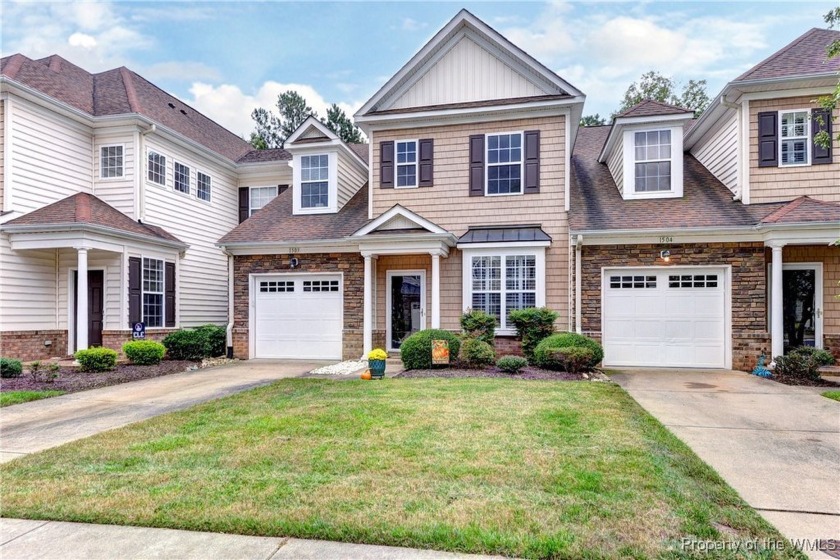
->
(767, 375, 840, 387)
(0, 360, 197, 395)
(397, 366, 585, 381)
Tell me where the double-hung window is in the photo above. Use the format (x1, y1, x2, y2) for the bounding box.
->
(300, 154, 329, 208)
(486, 133, 522, 195)
(142, 258, 164, 328)
(396, 140, 417, 188)
(469, 253, 538, 330)
(197, 172, 211, 202)
(100, 145, 123, 178)
(780, 110, 809, 166)
(148, 151, 166, 185)
(634, 130, 671, 192)
(249, 186, 277, 216)
(174, 162, 190, 194)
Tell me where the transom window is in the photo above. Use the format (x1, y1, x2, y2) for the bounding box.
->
(142, 258, 164, 328)
(303, 280, 339, 292)
(396, 141, 417, 188)
(100, 145, 123, 178)
(610, 275, 657, 289)
(249, 186, 277, 216)
(174, 162, 190, 194)
(147, 151, 166, 185)
(471, 254, 536, 329)
(634, 130, 671, 192)
(486, 133, 522, 195)
(668, 274, 718, 288)
(301, 154, 329, 208)
(197, 172, 211, 202)
(780, 111, 809, 166)
(260, 280, 294, 293)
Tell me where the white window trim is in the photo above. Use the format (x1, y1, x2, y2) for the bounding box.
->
(621, 125, 684, 200)
(99, 143, 125, 179)
(249, 185, 278, 216)
(293, 151, 338, 215)
(147, 150, 167, 186)
(196, 170, 212, 203)
(485, 131, 524, 197)
(173, 161, 191, 196)
(142, 256, 165, 329)
(394, 139, 419, 189)
(778, 109, 811, 167)
(461, 246, 546, 335)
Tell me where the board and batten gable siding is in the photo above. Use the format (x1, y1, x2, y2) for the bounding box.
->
(337, 150, 366, 209)
(389, 35, 545, 110)
(749, 96, 840, 203)
(93, 130, 136, 218)
(691, 111, 739, 193)
(142, 135, 238, 327)
(606, 137, 624, 195)
(371, 115, 569, 327)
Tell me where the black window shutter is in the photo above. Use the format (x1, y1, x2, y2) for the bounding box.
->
(523, 130, 540, 194)
(278, 184, 289, 194)
(128, 257, 141, 327)
(238, 187, 250, 223)
(757, 112, 778, 168)
(418, 139, 434, 187)
(380, 141, 394, 188)
(165, 262, 176, 328)
(812, 109, 833, 165)
(469, 134, 485, 197)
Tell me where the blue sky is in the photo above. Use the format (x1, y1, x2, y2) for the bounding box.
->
(2, 1, 836, 138)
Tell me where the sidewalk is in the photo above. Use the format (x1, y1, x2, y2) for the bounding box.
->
(0, 519, 505, 560)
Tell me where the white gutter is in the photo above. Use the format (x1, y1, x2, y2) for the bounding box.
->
(0, 222, 189, 250)
(575, 234, 582, 334)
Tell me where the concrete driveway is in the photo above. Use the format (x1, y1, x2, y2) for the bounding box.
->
(0, 359, 328, 463)
(610, 369, 840, 559)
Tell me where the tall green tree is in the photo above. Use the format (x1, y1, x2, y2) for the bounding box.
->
(613, 71, 710, 118)
(321, 103, 364, 144)
(815, 7, 840, 151)
(580, 114, 607, 126)
(249, 90, 317, 149)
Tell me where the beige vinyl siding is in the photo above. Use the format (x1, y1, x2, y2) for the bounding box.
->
(390, 35, 544, 110)
(749, 96, 840, 203)
(56, 249, 122, 331)
(375, 254, 432, 332)
(692, 110, 738, 193)
(93, 131, 136, 217)
(142, 136, 238, 327)
(784, 246, 840, 340)
(337, 151, 366, 209)
(371, 115, 570, 327)
(606, 139, 624, 195)
(0, 236, 57, 330)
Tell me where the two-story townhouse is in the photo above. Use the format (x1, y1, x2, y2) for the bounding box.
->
(569, 28, 840, 371)
(0, 54, 293, 361)
(218, 9, 585, 360)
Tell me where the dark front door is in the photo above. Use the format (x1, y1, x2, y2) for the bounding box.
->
(782, 268, 816, 350)
(74, 270, 104, 347)
(389, 273, 424, 350)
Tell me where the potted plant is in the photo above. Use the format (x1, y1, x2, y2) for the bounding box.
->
(368, 348, 388, 379)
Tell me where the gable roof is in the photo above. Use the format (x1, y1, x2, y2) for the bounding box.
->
(236, 148, 292, 164)
(734, 28, 840, 83)
(616, 99, 694, 119)
(759, 196, 840, 225)
(1, 53, 252, 162)
(353, 205, 448, 237)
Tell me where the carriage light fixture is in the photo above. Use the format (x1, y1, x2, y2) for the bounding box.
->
(660, 250, 671, 263)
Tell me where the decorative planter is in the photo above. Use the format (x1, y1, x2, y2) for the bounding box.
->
(368, 359, 386, 379)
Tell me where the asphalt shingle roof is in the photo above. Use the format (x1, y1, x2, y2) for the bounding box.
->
(735, 28, 840, 82)
(617, 99, 693, 119)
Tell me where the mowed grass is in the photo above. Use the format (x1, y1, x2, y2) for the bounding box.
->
(822, 390, 840, 402)
(0, 390, 64, 407)
(0, 378, 799, 559)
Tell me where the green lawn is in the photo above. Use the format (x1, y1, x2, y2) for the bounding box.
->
(0, 390, 65, 407)
(822, 390, 840, 402)
(0, 378, 799, 559)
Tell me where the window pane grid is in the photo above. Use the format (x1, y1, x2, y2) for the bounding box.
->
(142, 258, 164, 327)
(609, 275, 657, 289)
(634, 130, 672, 193)
(197, 172, 211, 201)
(486, 133, 522, 195)
(100, 146, 123, 178)
(471, 254, 536, 329)
(780, 111, 809, 165)
(174, 162, 190, 194)
(301, 155, 329, 208)
(303, 280, 339, 292)
(147, 152, 166, 185)
(668, 274, 718, 288)
(250, 186, 278, 215)
(259, 280, 294, 293)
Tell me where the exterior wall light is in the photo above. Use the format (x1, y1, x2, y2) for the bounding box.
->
(660, 250, 671, 263)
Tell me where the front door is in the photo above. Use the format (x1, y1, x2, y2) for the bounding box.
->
(387, 271, 426, 351)
(782, 264, 823, 350)
(74, 270, 104, 347)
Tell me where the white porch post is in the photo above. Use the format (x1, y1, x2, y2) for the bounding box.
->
(430, 252, 441, 329)
(363, 253, 374, 357)
(76, 247, 89, 352)
(770, 243, 785, 360)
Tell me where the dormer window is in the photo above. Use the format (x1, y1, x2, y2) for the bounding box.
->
(301, 155, 329, 208)
(620, 125, 684, 200)
(634, 130, 671, 192)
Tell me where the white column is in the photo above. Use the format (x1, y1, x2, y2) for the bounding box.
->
(770, 244, 784, 360)
(76, 248, 89, 352)
(363, 254, 373, 357)
(431, 253, 441, 329)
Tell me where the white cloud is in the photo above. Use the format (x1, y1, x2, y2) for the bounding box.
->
(68, 33, 97, 49)
(401, 18, 427, 31)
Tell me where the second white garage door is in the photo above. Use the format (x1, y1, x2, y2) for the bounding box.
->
(253, 274, 343, 360)
(603, 268, 727, 368)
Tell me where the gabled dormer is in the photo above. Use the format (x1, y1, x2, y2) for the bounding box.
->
(598, 100, 694, 201)
(284, 117, 368, 215)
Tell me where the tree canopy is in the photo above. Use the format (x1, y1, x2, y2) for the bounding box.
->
(580, 114, 607, 127)
(815, 7, 839, 150)
(613, 71, 710, 118)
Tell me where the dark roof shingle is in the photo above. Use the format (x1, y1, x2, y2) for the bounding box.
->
(617, 99, 693, 119)
(759, 196, 840, 225)
(735, 28, 840, 82)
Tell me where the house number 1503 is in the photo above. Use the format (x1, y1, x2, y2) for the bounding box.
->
(659, 236, 673, 243)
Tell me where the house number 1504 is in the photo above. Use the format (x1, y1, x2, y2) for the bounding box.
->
(659, 236, 673, 243)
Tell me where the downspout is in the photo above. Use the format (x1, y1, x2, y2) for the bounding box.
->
(226, 252, 234, 358)
(138, 123, 156, 222)
(719, 98, 742, 201)
(575, 234, 583, 334)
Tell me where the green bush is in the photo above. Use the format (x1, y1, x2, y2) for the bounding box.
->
(460, 310, 496, 346)
(789, 346, 835, 367)
(162, 325, 226, 361)
(123, 340, 166, 365)
(508, 307, 558, 359)
(1, 358, 23, 378)
(533, 332, 604, 371)
(543, 347, 595, 374)
(399, 329, 461, 370)
(458, 338, 496, 368)
(773, 352, 822, 382)
(496, 355, 528, 374)
(195, 324, 227, 357)
(75, 347, 118, 372)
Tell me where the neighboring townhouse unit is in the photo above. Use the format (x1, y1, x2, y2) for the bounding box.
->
(0, 54, 293, 360)
(570, 28, 840, 371)
(218, 10, 585, 360)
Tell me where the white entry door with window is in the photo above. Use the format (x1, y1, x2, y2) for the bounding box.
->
(602, 267, 728, 368)
(252, 274, 343, 359)
(387, 270, 426, 351)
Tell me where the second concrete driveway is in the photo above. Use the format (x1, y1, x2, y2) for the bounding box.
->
(0, 360, 327, 463)
(610, 369, 840, 559)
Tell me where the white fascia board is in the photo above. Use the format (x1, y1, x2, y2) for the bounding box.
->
(358, 236, 454, 257)
(572, 226, 763, 245)
(599, 113, 694, 163)
(684, 93, 733, 149)
(353, 205, 449, 236)
(285, 116, 338, 144)
(1, 78, 94, 126)
(220, 240, 360, 256)
(2, 223, 189, 250)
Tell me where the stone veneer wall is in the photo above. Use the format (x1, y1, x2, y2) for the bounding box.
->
(233, 253, 365, 360)
(581, 242, 769, 371)
(0, 330, 68, 361)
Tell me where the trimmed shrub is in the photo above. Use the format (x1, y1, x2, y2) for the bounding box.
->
(195, 324, 227, 357)
(75, 347, 118, 372)
(773, 352, 822, 381)
(458, 338, 496, 368)
(789, 346, 835, 367)
(534, 332, 604, 371)
(543, 347, 595, 374)
(400, 329, 461, 370)
(29, 361, 42, 382)
(123, 340, 166, 365)
(162, 325, 226, 361)
(1, 357, 23, 378)
(508, 307, 558, 359)
(497, 355, 528, 374)
(460, 310, 496, 346)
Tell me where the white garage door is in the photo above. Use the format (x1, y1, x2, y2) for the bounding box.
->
(253, 274, 342, 360)
(603, 268, 727, 368)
